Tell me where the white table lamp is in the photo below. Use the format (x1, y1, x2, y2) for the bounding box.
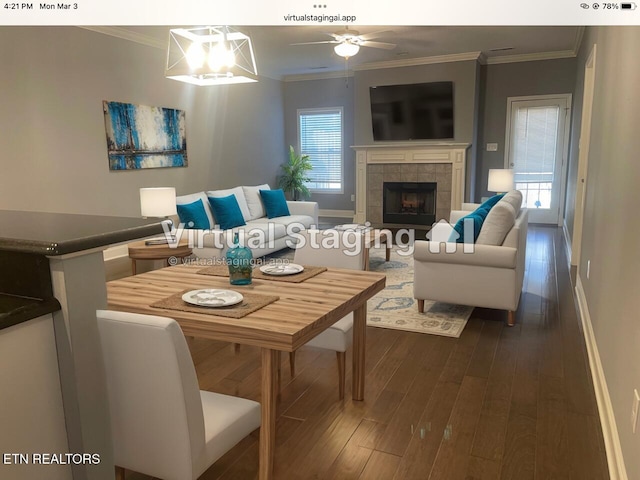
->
(140, 187, 177, 244)
(488, 169, 514, 194)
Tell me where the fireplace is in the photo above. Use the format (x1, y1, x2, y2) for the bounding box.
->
(383, 182, 436, 226)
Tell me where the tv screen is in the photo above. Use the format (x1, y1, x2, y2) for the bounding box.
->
(370, 82, 454, 141)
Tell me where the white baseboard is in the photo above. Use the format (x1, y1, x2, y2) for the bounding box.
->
(562, 221, 573, 268)
(103, 244, 129, 261)
(575, 277, 628, 480)
(318, 209, 354, 219)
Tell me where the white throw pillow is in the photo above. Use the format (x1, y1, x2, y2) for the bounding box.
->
(476, 201, 517, 246)
(175, 192, 215, 229)
(242, 184, 271, 220)
(500, 190, 523, 217)
(206, 187, 251, 223)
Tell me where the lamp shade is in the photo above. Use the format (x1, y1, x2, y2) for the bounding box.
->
(487, 169, 514, 193)
(140, 187, 177, 217)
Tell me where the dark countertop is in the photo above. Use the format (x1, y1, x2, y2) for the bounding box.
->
(0, 210, 166, 256)
(0, 210, 167, 330)
(0, 293, 61, 331)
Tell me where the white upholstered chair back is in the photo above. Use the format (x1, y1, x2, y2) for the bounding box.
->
(96, 310, 205, 480)
(294, 229, 365, 270)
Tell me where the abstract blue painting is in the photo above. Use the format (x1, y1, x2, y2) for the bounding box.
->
(103, 101, 188, 170)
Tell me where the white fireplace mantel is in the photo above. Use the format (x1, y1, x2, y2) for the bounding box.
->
(352, 143, 470, 224)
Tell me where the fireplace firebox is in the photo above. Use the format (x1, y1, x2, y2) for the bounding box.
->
(383, 182, 436, 226)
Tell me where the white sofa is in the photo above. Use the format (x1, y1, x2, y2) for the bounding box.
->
(413, 191, 528, 326)
(174, 185, 318, 259)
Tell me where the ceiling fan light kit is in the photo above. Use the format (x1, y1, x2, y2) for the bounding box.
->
(292, 28, 396, 60)
(166, 26, 258, 86)
(334, 42, 360, 58)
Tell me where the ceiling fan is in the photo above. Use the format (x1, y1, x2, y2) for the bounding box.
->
(291, 28, 396, 58)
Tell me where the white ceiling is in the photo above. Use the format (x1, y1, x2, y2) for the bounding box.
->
(105, 26, 582, 79)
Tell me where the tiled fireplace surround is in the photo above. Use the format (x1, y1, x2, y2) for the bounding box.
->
(353, 144, 469, 227)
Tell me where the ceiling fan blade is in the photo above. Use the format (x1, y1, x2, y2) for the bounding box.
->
(358, 30, 395, 41)
(290, 40, 339, 46)
(362, 41, 397, 50)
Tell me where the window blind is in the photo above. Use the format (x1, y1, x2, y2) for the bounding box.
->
(513, 105, 559, 184)
(299, 108, 343, 192)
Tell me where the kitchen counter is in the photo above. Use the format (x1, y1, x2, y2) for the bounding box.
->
(0, 210, 166, 256)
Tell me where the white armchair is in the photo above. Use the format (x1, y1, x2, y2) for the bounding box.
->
(413, 193, 528, 326)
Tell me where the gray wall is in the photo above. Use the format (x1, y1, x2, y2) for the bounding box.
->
(283, 77, 355, 211)
(475, 58, 577, 201)
(0, 27, 285, 217)
(565, 26, 640, 479)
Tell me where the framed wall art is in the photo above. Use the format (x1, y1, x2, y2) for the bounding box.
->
(103, 101, 188, 170)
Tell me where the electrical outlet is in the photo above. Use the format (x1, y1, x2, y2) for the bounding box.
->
(486, 143, 498, 152)
(350, 194, 355, 202)
(632, 389, 640, 434)
(587, 260, 591, 279)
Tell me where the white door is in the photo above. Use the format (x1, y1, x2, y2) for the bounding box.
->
(505, 95, 571, 224)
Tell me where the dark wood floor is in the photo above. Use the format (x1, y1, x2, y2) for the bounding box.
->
(129, 226, 609, 480)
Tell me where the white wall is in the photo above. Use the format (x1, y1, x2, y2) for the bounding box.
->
(0, 27, 285, 217)
(565, 26, 640, 479)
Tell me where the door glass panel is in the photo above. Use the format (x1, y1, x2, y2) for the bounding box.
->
(512, 105, 559, 209)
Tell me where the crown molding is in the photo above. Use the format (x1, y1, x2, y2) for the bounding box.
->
(79, 26, 166, 50)
(484, 49, 577, 65)
(353, 51, 482, 71)
(284, 70, 354, 82)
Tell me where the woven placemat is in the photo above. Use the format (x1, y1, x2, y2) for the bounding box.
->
(196, 264, 328, 283)
(150, 289, 279, 319)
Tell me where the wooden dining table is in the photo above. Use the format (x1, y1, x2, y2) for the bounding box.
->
(106, 263, 386, 480)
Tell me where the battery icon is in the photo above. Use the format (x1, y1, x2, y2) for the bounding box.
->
(621, 2, 637, 8)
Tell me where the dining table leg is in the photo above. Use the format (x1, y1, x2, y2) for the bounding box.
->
(259, 348, 278, 480)
(352, 303, 367, 401)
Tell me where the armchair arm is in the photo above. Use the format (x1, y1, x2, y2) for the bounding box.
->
(287, 201, 319, 225)
(413, 240, 517, 269)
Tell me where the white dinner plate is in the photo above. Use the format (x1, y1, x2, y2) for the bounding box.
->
(182, 289, 244, 307)
(259, 263, 305, 276)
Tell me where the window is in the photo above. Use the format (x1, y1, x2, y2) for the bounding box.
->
(298, 107, 343, 193)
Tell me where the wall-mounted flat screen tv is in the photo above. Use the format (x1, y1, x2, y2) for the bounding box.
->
(370, 81, 454, 141)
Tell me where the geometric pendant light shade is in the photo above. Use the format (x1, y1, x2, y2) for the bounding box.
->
(165, 26, 258, 86)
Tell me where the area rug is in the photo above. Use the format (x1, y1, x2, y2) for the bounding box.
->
(266, 246, 473, 338)
(366, 248, 473, 338)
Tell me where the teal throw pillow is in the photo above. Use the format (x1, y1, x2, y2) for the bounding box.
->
(259, 189, 291, 219)
(479, 193, 505, 210)
(449, 206, 491, 243)
(176, 199, 211, 230)
(207, 195, 247, 230)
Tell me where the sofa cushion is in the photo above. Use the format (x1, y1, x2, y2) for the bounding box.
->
(263, 214, 315, 229)
(242, 221, 288, 241)
(242, 184, 270, 220)
(206, 187, 251, 222)
(260, 189, 291, 219)
(500, 190, 523, 217)
(208, 195, 247, 230)
(176, 199, 212, 230)
(476, 201, 517, 246)
(176, 192, 215, 228)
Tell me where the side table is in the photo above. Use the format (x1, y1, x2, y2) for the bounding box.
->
(128, 240, 193, 275)
(334, 225, 392, 271)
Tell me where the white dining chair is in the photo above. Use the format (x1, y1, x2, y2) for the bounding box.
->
(292, 229, 366, 399)
(96, 310, 261, 480)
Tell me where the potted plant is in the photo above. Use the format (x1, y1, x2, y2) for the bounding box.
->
(278, 145, 313, 200)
